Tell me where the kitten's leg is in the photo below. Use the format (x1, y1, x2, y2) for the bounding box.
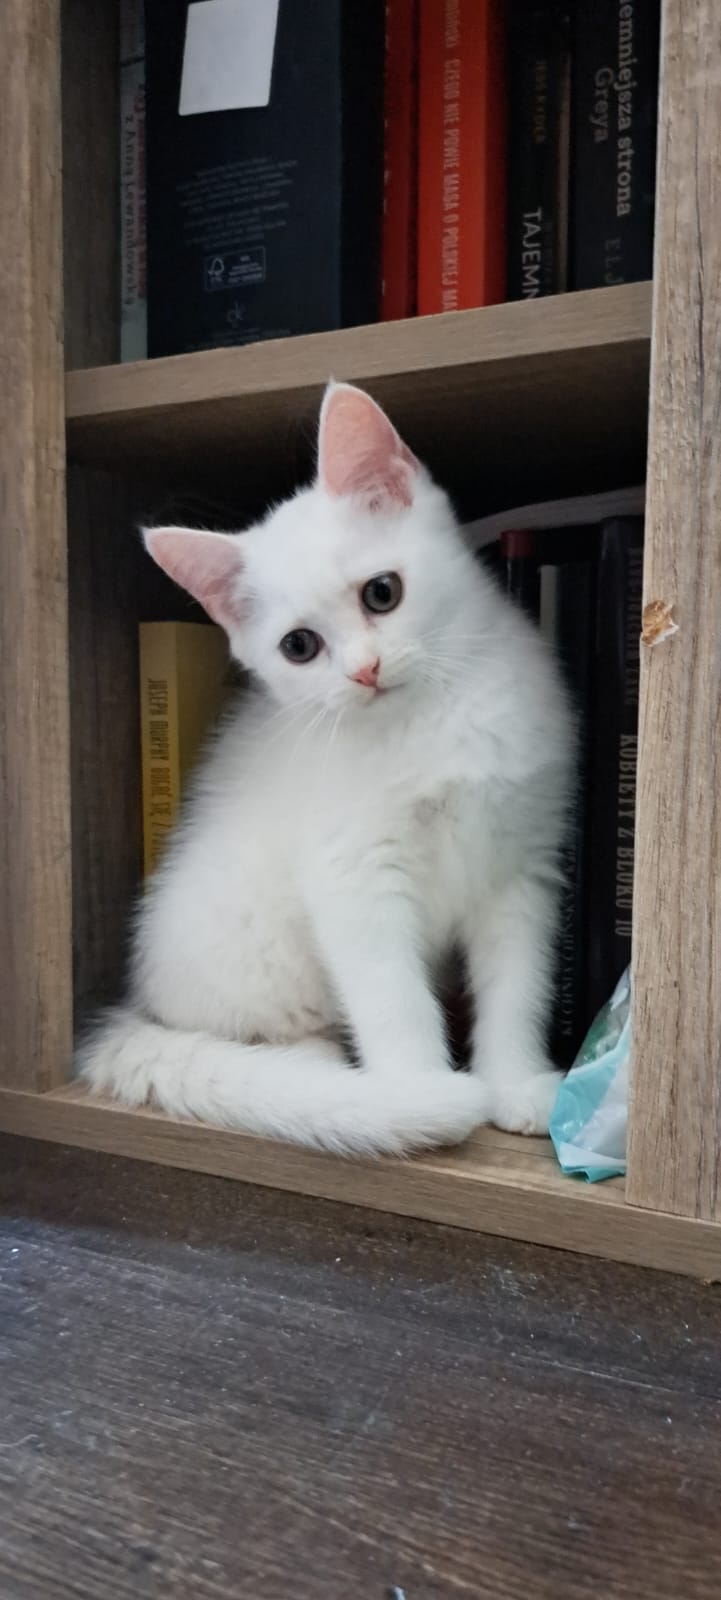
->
(467, 876, 561, 1135)
(309, 884, 453, 1080)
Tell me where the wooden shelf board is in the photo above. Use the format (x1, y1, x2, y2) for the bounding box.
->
(1, 1082, 719, 1278)
(64, 284, 652, 509)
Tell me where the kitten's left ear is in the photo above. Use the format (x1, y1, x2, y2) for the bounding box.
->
(318, 382, 419, 510)
(143, 526, 246, 633)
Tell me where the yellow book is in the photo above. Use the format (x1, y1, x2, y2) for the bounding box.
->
(139, 621, 230, 875)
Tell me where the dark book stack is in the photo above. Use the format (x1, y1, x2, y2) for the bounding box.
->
(505, 0, 660, 301)
(499, 513, 643, 1062)
(144, 1, 385, 357)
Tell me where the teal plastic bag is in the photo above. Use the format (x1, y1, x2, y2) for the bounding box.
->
(549, 968, 630, 1181)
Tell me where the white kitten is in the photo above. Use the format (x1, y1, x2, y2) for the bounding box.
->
(80, 383, 574, 1154)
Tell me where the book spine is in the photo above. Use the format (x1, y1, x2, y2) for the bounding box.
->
(500, 528, 540, 618)
(139, 624, 181, 877)
(119, 0, 147, 361)
(417, 0, 506, 314)
(506, 2, 569, 301)
(539, 562, 559, 642)
(551, 556, 597, 1064)
(554, 6, 571, 292)
(570, 0, 660, 289)
(586, 517, 644, 1019)
(381, 0, 419, 321)
(339, 1, 387, 328)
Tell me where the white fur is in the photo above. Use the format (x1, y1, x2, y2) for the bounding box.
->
(81, 390, 574, 1154)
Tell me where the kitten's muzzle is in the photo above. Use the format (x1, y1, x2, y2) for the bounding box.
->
(348, 658, 381, 691)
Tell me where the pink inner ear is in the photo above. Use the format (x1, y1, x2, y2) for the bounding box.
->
(318, 384, 418, 508)
(144, 527, 245, 631)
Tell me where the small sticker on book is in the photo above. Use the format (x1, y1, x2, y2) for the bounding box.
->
(204, 249, 266, 292)
(179, 0, 280, 116)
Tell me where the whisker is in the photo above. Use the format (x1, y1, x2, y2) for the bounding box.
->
(286, 702, 329, 771)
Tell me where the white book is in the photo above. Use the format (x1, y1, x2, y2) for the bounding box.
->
(462, 485, 645, 552)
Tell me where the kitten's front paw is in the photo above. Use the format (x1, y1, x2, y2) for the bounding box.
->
(488, 1070, 562, 1136)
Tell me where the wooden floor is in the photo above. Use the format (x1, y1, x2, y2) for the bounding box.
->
(1, 1136, 720, 1599)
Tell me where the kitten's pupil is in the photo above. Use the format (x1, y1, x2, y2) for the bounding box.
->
(362, 572, 403, 614)
(280, 628, 322, 663)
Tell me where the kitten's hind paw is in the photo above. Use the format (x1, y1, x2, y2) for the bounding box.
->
(488, 1069, 562, 1137)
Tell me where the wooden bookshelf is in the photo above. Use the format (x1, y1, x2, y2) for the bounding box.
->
(1, 0, 720, 1277)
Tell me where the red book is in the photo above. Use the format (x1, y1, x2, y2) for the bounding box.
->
(417, 0, 507, 315)
(381, 0, 419, 321)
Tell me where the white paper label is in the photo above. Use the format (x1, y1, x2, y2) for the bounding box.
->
(179, 0, 280, 116)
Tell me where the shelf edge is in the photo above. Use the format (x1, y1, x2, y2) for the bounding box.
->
(66, 284, 652, 425)
(0, 1084, 718, 1279)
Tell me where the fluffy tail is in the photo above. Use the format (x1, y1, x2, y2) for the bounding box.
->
(79, 1009, 489, 1156)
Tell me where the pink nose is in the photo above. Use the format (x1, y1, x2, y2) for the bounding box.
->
(349, 658, 380, 689)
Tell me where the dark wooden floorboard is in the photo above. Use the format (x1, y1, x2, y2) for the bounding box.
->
(1, 1136, 720, 1599)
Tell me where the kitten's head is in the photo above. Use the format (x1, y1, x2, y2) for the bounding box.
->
(144, 383, 472, 713)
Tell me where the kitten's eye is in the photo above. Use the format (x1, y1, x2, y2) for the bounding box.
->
(279, 628, 322, 664)
(361, 572, 403, 614)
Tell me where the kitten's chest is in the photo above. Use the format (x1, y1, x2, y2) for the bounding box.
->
(405, 777, 495, 904)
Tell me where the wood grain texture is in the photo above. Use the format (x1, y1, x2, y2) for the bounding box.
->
(0, 1, 72, 1089)
(1, 1135, 721, 1600)
(0, 1087, 719, 1277)
(628, 0, 721, 1220)
(65, 283, 652, 513)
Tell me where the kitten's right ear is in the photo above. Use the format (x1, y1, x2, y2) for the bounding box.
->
(318, 382, 419, 508)
(143, 526, 245, 632)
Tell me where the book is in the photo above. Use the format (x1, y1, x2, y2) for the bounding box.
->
(119, 0, 147, 361)
(570, 1, 660, 289)
(381, 0, 419, 321)
(555, 7, 571, 295)
(417, 0, 506, 314)
(550, 547, 598, 1064)
(462, 484, 645, 551)
(506, 1, 570, 301)
(500, 527, 541, 617)
(586, 516, 644, 1018)
(139, 622, 231, 875)
(145, 1, 385, 356)
(534, 528, 600, 1064)
(538, 560, 559, 643)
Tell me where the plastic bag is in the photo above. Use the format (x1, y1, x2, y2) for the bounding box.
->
(549, 968, 631, 1181)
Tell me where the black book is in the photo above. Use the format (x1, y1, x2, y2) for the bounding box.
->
(570, 0, 660, 289)
(553, 553, 598, 1064)
(145, 1, 385, 357)
(586, 516, 644, 1020)
(500, 528, 541, 618)
(507, 1, 570, 301)
(537, 529, 599, 1065)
